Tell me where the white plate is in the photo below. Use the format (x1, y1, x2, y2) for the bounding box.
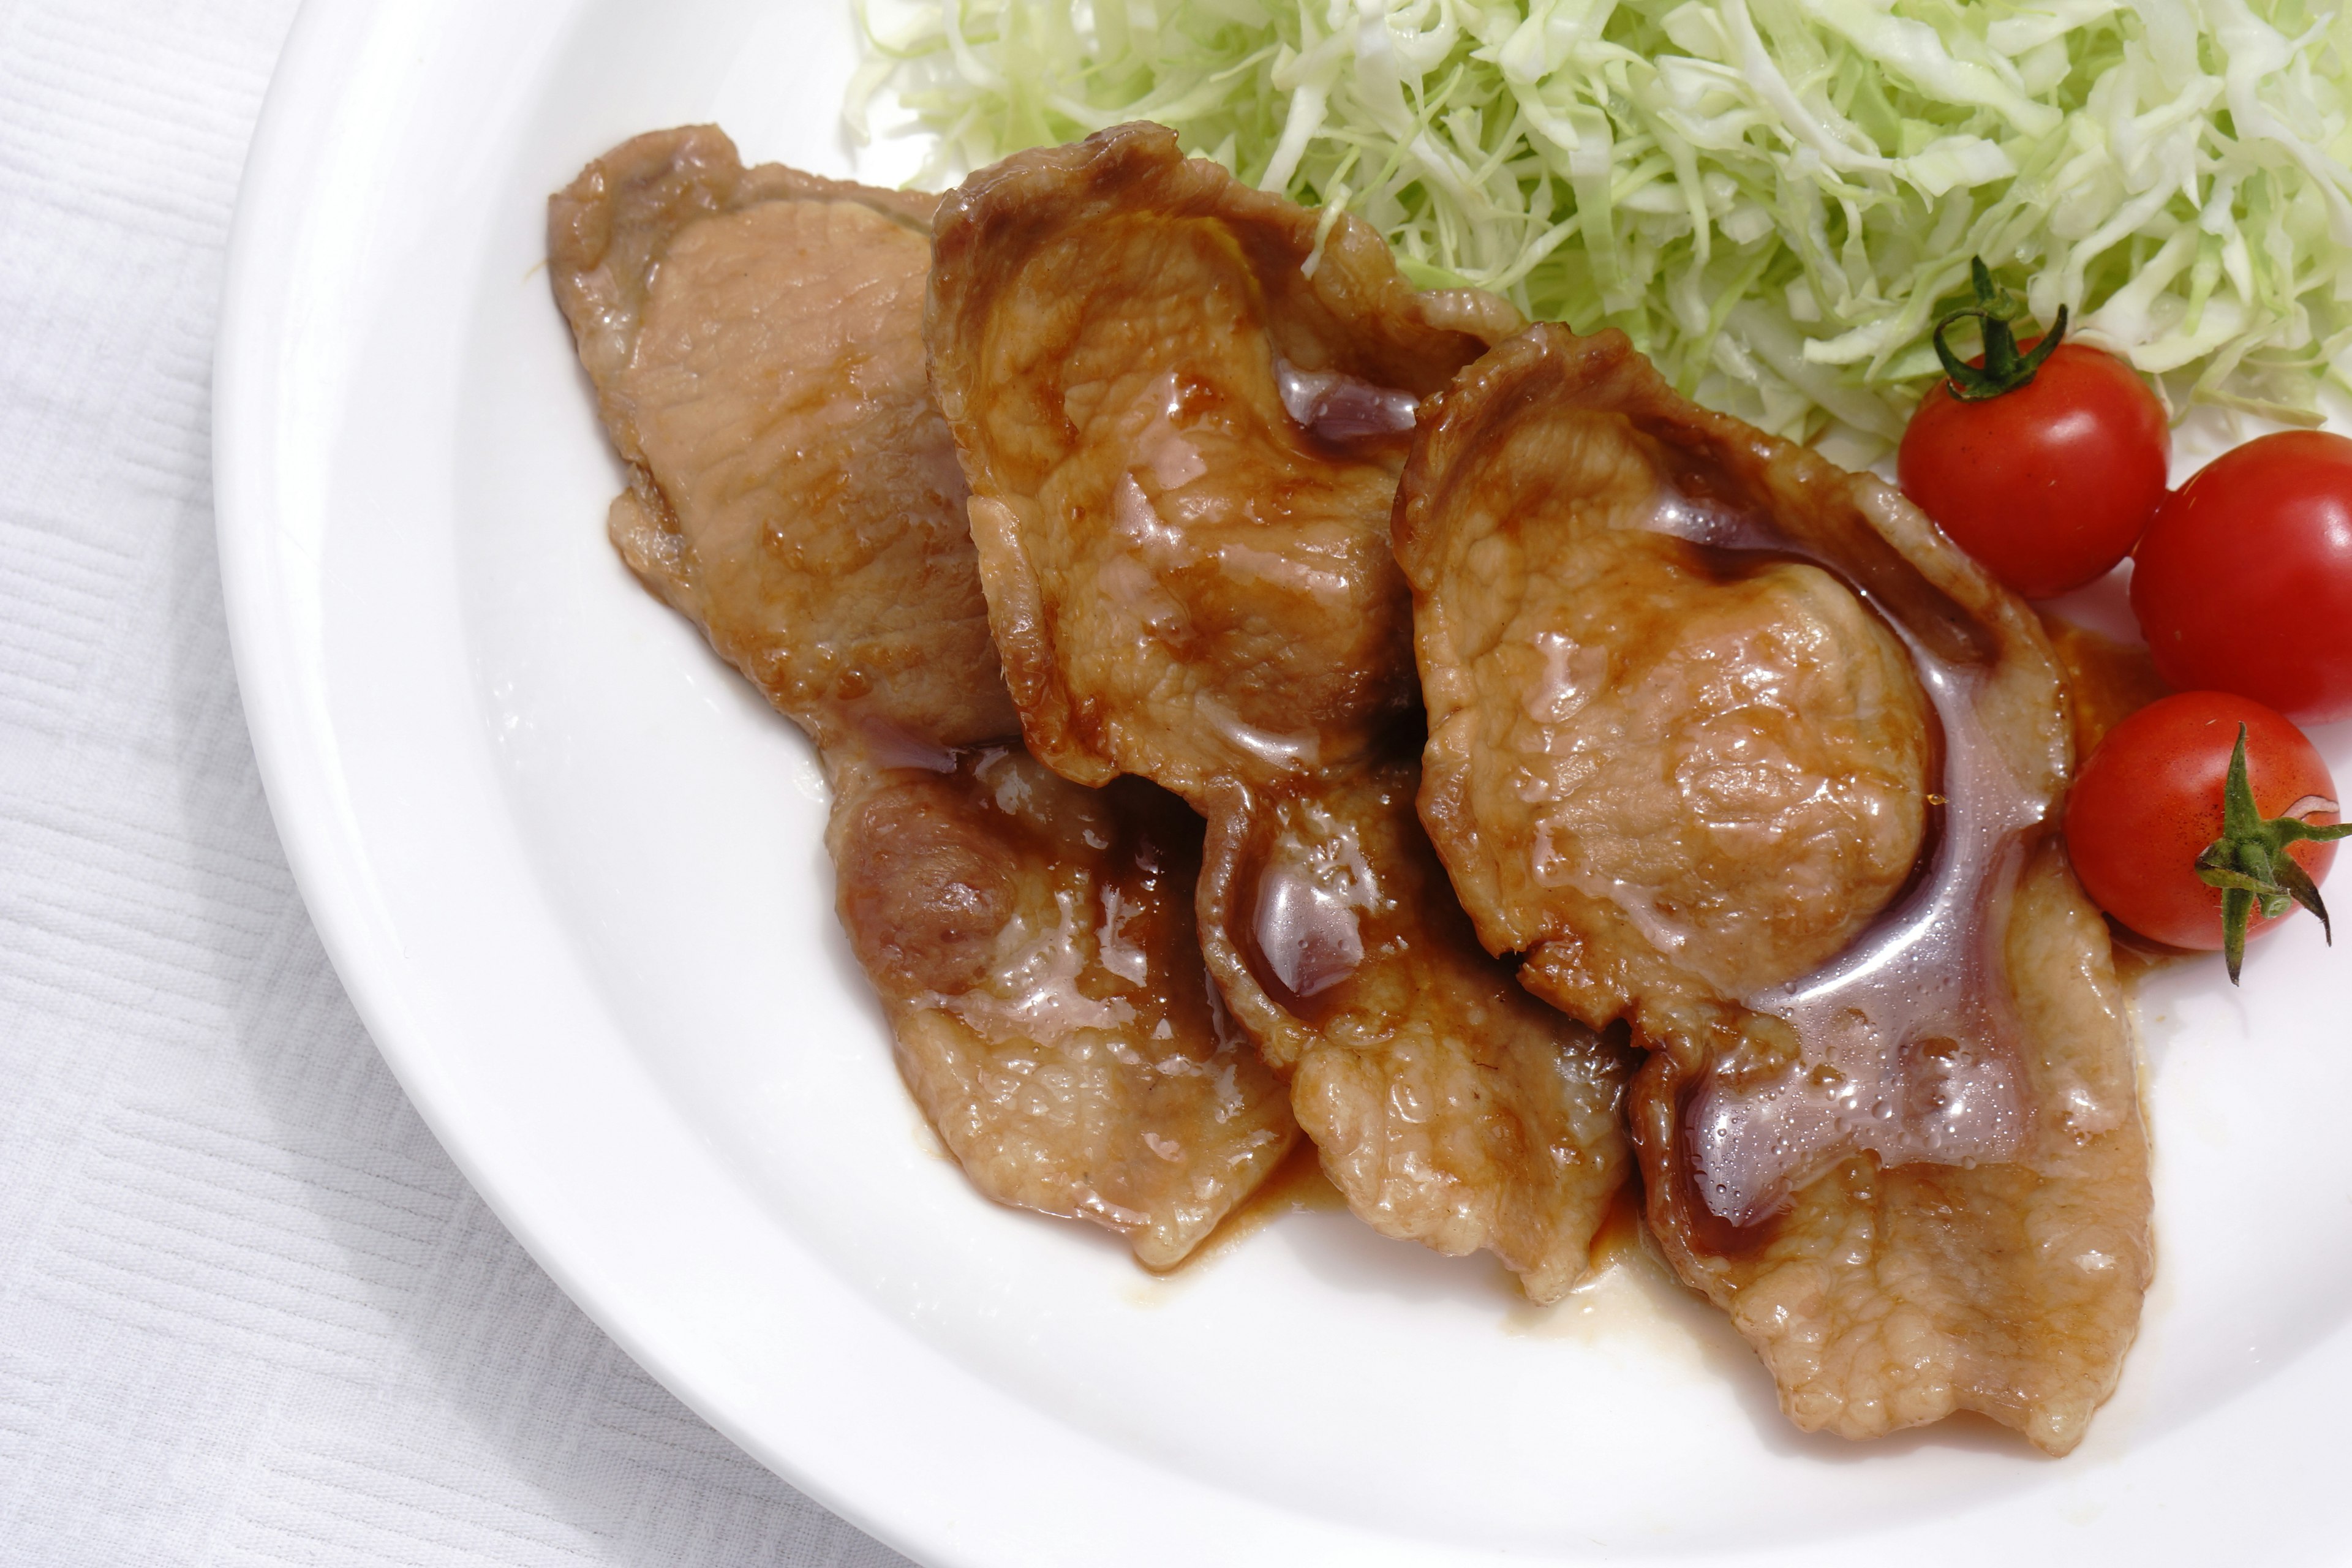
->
(214, 2, 2352, 1562)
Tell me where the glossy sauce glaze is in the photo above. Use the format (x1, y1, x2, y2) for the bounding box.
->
(1223, 726, 1520, 1036)
(1276, 356, 1420, 443)
(848, 748, 1241, 1057)
(1248, 793, 1379, 1006)
(831, 745, 1296, 1261)
(1650, 496, 2045, 1227)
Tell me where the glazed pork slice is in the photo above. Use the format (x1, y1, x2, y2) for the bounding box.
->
(832, 750, 1281, 1257)
(1205, 752, 1633, 1299)
(549, 126, 1294, 1267)
(1393, 323, 2151, 1452)
(928, 123, 1633, 1302)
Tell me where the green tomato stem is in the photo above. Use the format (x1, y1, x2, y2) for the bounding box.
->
(2192, 724, 2352, 983)
(1931, 257, 2068, 402)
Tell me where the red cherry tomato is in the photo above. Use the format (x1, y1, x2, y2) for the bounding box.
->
(2130, 429, 2352, 727)
(1898, 342, 2170, 599)
(2065, 690, 2339, 951)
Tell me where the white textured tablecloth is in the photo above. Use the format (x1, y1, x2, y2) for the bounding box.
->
(0, 3, 913, 1561)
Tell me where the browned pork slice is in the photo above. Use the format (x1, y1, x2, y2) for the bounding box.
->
(1202, 751, 1635, 1301)
(832, 749, 1286, 1263)
(1393, 323, 2150, 1452)
(550, 126, 1294, 1267)
(928, 123, 1632, 1300)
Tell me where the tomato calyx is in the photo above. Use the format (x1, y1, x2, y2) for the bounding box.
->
(1930, 257, 2070, 402)
(2193, 723, 2352, 982)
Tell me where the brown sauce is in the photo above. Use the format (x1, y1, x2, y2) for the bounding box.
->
(2037, 611, 2171, 764)
(1668, 1076, 1789, 1261)
(2038, 609, 2185, 969)
(1586, 1170, 1649, 1273)
(1225, 721, 1495, 1034)
(1657, 481, 2049, 1227)
(2107, 922, 2200, 984)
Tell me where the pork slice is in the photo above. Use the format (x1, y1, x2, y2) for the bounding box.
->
(928, 123, 1632, 1301)
(834, 748, 1291, 1266)
(1394, 323, 2150, 1452)
(549, 126, 1294, 1265)
(1202, 752, 1637, 1301)
(549, 123, 1010, 752)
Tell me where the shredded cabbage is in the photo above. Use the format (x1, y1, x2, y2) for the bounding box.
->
(852, 0, 2352, 445)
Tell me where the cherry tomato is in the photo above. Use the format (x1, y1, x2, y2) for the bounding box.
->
(2065, 690, 2339, 952)
(1899, 342, 2170, 599)
(2130, 429, 2352, 727)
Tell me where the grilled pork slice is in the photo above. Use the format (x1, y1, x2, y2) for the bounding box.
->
(1394, 324, 2150, 1453)
(929, 123, 1632, 1302)
(549, 126, 1294, 1267)
(552, 125, 1007, 752)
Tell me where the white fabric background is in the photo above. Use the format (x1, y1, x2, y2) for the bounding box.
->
(0, 2, 914, 1561)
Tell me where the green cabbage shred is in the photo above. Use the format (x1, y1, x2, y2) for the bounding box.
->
(852, 0, 2352, 446)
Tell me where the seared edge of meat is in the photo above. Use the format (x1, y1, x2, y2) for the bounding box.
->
(551, 125, 933, 402)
